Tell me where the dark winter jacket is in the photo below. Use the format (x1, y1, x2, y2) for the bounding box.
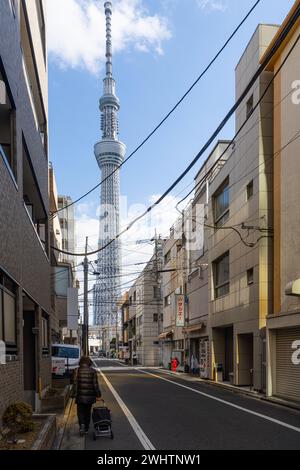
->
(74, 365, 101, 405)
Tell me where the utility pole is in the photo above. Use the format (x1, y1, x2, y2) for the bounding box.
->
(115, 307, 119, 358)
(83, 237, 89, 356)
(154, 231, 163, 365)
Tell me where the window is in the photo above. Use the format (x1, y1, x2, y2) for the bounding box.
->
(213, 178, 229, 227)
(247, 268, 254, 285)
(0, 62, 17, 181)
(0, 271, 17, 353)
(22, 138, 48, 252)
(164, 250, 171, 265)
(214, 252, 230, 299)
(176, 241, 182, 253)
(41, 313, 49, 354)
(52, 346, 80, 359)
(246, 94, 254, 119)
(153, 314, 158, 323)
(20, 0, 48, 155)
(247, 180, 254, 200)
(164, 295, 171, 307)
(133, 291, 136, 302)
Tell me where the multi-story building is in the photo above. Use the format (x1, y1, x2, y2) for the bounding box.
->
(135, 254, 162, 367)
(57, 195, 76, 267)
(128, 285, 137, 364)
(206, 24, 278, 391)
(186, 141, 231, 378)
(0, 0, 51, 416)
(161, 222, 188, 369)
(126, 243, 163, 367)
(118, 292, 130, 359)
(161, 23, 292, 394)
(50, 165, 79, 345)
(49, 163, 62, 343)
(263, 1, 300, 404)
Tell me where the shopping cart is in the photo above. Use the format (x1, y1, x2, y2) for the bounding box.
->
(92, 401, 113, 441)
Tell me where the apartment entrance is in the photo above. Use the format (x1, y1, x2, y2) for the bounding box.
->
(23, 296, 37, 408)
(212, 326, 234, 382)
(237, 333, 254, 386)
(190, 338, 200, 371)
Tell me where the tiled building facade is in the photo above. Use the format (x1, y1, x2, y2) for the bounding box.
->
(0, 0, 51, 418)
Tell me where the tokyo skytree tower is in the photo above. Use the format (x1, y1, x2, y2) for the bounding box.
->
(93, 1, 125, 332)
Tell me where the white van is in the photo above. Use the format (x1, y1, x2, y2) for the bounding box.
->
(52, 344, 81, 377)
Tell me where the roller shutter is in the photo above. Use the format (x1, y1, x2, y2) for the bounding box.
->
(276, 328, 300, 402)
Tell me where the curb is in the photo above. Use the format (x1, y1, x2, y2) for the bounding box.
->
(32, 415, 56, 450)
(52, 398, 74, 450)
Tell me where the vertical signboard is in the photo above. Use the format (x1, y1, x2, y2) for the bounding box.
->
(176, 295, 185, 327)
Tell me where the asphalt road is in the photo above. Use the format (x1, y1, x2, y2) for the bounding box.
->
(85, 359, 300, 450)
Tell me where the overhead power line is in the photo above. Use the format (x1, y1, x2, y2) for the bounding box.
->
(176, 87, 297, 210)
(50, 1, 262, 218)
(51, 14, 300, 259)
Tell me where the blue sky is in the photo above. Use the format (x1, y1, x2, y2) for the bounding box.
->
(48, 0, 295, 254)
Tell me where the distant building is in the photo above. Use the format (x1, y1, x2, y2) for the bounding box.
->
(50, 167, 79, 344)
(119, 292, 130, 360)
(57, 195, 76, 267)
(161, 222, 187, 370)
(125, 243, 163, 367)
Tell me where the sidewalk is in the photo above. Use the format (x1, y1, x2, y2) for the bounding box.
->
(55, 371, 143, 451)
(57, 400, 85, 450)
(160, 369, 264, 399)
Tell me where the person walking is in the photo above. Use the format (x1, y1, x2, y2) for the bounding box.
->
(74, 356, 102, 436)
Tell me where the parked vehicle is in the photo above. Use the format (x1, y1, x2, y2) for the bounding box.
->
(52, 344, 81, 378)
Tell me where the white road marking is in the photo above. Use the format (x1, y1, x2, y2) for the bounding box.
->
(97, 366, 163, 372)
(99, 370, 156, 450)
(139, 370, 300, 435)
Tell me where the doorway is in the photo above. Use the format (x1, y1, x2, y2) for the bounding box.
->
(23, 303, 37, 407)
(237, 333, 254, 386)
(212, 326, 234, 382)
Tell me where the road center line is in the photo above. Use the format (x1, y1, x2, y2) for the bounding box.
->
(138, 369, 300, 434)
(99, 370, 156, 451)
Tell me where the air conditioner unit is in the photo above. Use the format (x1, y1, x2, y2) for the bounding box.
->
(285, 279, 300, 296)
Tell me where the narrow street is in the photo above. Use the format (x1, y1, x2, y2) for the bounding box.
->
(78, 360, 300, 450)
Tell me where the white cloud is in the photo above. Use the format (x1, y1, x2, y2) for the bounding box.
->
(47, 0, 171, 74)
(196, 0, 227, 12)
(75, 193, 181, 307)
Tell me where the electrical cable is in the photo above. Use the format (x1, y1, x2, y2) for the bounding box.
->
(50, 25, 300, 259)
(50, 0, 262, 218)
